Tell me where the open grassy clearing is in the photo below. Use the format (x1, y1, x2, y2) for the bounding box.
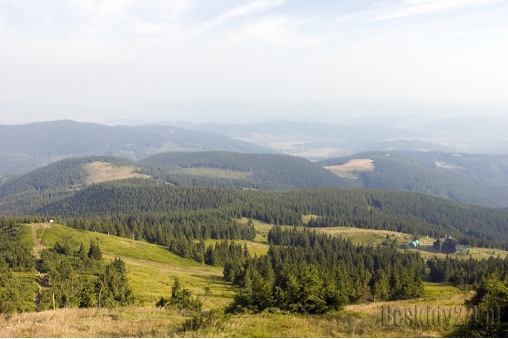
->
(407, 244, 508, 261)
(300, 219, 508, 261)
(324, 158, 374, 179)
(311, 226, 410, 246)
(84, 162, 149, 185)
(171, 167, 250, 179)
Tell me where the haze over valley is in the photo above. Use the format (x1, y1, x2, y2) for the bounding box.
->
(1, 0, 508, 337)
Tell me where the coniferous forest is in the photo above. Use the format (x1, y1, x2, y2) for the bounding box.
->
(0, 151, 507, 337)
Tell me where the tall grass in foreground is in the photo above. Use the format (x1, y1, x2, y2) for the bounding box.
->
(0, 305, 457, 338)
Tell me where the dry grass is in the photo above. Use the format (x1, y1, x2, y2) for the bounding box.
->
(84, 162, 149, 185)
(0, 304, 456, 338)
(313, 226, 410, 246)
(409, 243, 508, 261)
(0, 307, 186, 338)
(172, 167, 250, 180)
(324, 158, 374, 178)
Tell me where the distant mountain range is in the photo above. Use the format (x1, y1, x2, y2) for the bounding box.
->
(1, 117, 506, 174)
(0, 120, 274, 174)
(190, 116, 508, 159)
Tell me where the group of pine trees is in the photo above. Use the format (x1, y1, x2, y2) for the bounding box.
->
(225, 226, 424, 314)
(0, 218, 38, 313)
(38, 239, 132, 310)
(427, 255, 508, 286)
(168, 237, 251, 268)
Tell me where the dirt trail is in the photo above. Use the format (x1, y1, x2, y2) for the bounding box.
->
(31, 223, 50, 308)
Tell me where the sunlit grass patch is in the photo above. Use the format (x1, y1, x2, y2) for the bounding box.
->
(172, 167, 250, 179)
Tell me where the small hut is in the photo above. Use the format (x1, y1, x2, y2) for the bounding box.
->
(407, 240, 421, 248)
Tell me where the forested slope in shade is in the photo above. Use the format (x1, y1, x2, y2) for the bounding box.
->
(37, 182, 508, 250)
(139, 151, 359, 190)
(319, 151, 508, 208)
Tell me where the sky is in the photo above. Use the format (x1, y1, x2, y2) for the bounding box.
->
(0, 0, 507, 124)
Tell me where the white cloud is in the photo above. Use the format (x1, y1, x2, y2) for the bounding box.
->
(195, 0, 286, 35)
(223, 16, 324, 47)
(377, 0, 500, 20)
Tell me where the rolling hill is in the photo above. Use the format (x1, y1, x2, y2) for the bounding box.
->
(320, 151, 508, 208)
(4, 176, 505, 250)
(138, 151, 358, 190)
(0, 152, 357, 215)
(0, 220, 476, 337)
(0, 120, 274, 174)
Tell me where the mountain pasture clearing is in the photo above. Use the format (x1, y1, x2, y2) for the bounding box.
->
(172, 167, 250, 179)
(324, 158, 374, 178)
(84, 162, 149, 185)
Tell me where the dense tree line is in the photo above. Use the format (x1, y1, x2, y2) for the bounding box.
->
(427, 255, 508, 286)
(168, 235, 251, 271)
(63, 209, 256, 245)
(227, 226, 424, 314)
(31, 183, 508, 250)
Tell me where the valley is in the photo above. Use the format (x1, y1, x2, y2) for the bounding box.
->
(0, 221, 483, 337)
(0, 121, 506, 338)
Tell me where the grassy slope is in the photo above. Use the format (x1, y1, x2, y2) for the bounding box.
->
(34, 223, 231, 308)
(84, 162, 149, 185)
(172, 167, 250, 180)
(5, 221, 500, 337)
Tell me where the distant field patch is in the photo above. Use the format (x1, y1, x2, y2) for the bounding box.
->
(312, 226, 410, 246)
(172, 167, 250, 179)
(435, 161, 461, 169)
(324, 158, 374, 178)
(84, 162, 149, 185)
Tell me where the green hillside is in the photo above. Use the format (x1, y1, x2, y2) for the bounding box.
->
(320, 151, 508, 208)
(0, 152, 358, 214)
(139, 151, 358, 190)
(0, 156, 139, 215)
(28, 181, 508, 250)
(2, 219, 505, 337)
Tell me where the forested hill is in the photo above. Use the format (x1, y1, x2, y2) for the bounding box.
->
(139, 151, 358, 190)
(0, 120, 274, 174)
(0, 156, 141, 216)
(319, 151, 508, 208)
(0, 156, 134, 197)
(0, 152, 358, 215)
(36, 182, 508, 250)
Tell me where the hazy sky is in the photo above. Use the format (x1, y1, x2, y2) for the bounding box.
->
(1, 0, 507, 124)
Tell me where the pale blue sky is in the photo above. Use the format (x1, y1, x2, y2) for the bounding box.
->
(0, 0, 507, 123)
